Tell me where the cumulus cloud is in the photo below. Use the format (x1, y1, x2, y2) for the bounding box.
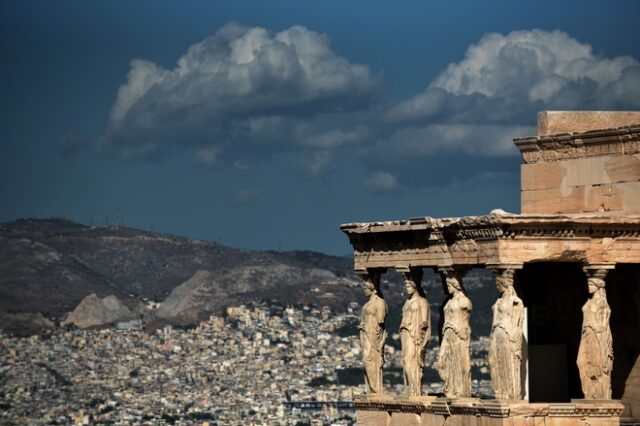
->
(303, 150, 332, 178)
(92, 25, 639, 195)
(194, 146, 218, 168)
(372, 123, 535, 157)
(102, 23, 379, 163)
(366, 171, 399, 193)
(430, 29, 639, 107)
(388, 29, 640, 125)
(369, 29, 640, 193)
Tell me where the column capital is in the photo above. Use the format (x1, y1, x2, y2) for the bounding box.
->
(355, 267, 387, 277)
(395, 265, 421, 273)
(582, 263, 616, 271)
(436, 264, 470, 275)
(582, 263, 615, 287)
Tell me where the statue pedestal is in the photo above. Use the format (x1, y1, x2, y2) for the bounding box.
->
(352, 395, 624, 426)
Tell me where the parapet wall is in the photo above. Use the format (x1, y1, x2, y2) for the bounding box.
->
(515, 112, 640, 215)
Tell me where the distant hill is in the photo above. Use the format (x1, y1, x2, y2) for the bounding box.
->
(0, 219, 362, 321)
(0, 218, 496, 335)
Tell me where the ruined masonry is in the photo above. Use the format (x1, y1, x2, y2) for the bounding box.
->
(340, 111, 640, 426)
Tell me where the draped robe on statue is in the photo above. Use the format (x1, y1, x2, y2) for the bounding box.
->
(489, 289, 524, 400)
(360, 295, 388, 394)
(400, 296, 430, 396)
(436, 292, 472, 397)
(577, 290, 613, 399)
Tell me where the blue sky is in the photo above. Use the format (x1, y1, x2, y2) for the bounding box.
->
(2, 1, 639, 255)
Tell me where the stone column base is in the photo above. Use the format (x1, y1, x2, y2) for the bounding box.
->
(353, 395, 625, 426)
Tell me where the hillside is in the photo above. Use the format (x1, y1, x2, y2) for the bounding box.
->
(0, 218, 496, 335)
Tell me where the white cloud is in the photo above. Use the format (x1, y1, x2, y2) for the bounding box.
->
(194, 147, 218, 168)
(90, 26, 640, 194)
(103, 23, 379, 161)
(303, 150, 331, 178)
(366, 171, 399, 193)
(430, 29, 638, 104)
(297, 125, 369, 149)
(380, 29, 640, 163)
(375, 123, 535, 157)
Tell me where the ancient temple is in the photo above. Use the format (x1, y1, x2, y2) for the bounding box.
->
(341, 112, 640, 425)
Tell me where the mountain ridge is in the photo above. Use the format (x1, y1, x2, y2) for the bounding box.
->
(0, 217, 496, 336)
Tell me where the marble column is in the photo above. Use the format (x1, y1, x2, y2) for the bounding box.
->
(357, 269, 388, 394)
(487, 264, 524, 400)
(397, 266, 431, 396)
(435, 266, 472, 398)
(577, 264, 615, 400)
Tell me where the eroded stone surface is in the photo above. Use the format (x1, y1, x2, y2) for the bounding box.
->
(488, 267, 524, 400)
(359, 271, 388, 394)
(400, 268, 431, 397)
(435, 268, 472, 398)
(537, 111, 640, 136)
(342, 113, 640, 424)
(577, 266, 614, 400)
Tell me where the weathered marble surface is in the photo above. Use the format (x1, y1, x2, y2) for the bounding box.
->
(537, 111, 640, 136)
(578, 266, 614, 400)
(352, 395, 625, 426)
(399, 268, 431, 396)
(359, 271, 388, 394)
(435, 268, 472, 398)
(488, 266, 524, 400)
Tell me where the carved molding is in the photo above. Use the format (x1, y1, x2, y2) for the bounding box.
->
(514, 125, 640, 164)
(353, 399, 625, 418)
(346, 215, 640, 269)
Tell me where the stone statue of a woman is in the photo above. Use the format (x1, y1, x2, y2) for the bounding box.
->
(359, 272, 388, 394)
(488, 268, 524, 400)
(400, 268, 431, 396)
(435, 269, 472, 397)
(577, 270, 613, 399)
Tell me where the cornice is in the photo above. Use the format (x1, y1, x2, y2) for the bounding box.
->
(513, 124, 640, 164)
(342, 213, 640, 242)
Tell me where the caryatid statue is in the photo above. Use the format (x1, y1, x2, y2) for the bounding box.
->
(435, 267, 472, 398)
(577, 266, 614, 399)
(358, 270, 388, 394)
(399, 268, 431, 396)
(488, 267, 524, 400)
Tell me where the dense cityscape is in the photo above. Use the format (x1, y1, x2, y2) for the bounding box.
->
(0, 303, 492, 425)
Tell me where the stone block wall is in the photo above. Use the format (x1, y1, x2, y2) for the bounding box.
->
(516, 111, 640, 215)
(521, 155, 640, 214)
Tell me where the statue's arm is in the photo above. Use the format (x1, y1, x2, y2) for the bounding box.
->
(374, 299, 387, 326)
(422, 300, 431, 342)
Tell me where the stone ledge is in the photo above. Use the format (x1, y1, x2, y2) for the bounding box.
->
(514, 124, 640, 164)
(353, 395, 625, 416)
(537, 111, 640, 137)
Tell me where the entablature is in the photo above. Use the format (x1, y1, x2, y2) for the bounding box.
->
(341, 213, 640, 270)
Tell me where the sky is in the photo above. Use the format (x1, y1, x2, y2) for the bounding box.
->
(1, 1, 640, 255)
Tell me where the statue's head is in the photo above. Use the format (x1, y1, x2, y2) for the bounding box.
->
(402, 268, 424, 298)
(587, 277, 605, 294)
(445, 276, 462, 294)
(362, 270, 383, 298)
(363, 278, 377, 296)
(494, 269, 515, 294)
